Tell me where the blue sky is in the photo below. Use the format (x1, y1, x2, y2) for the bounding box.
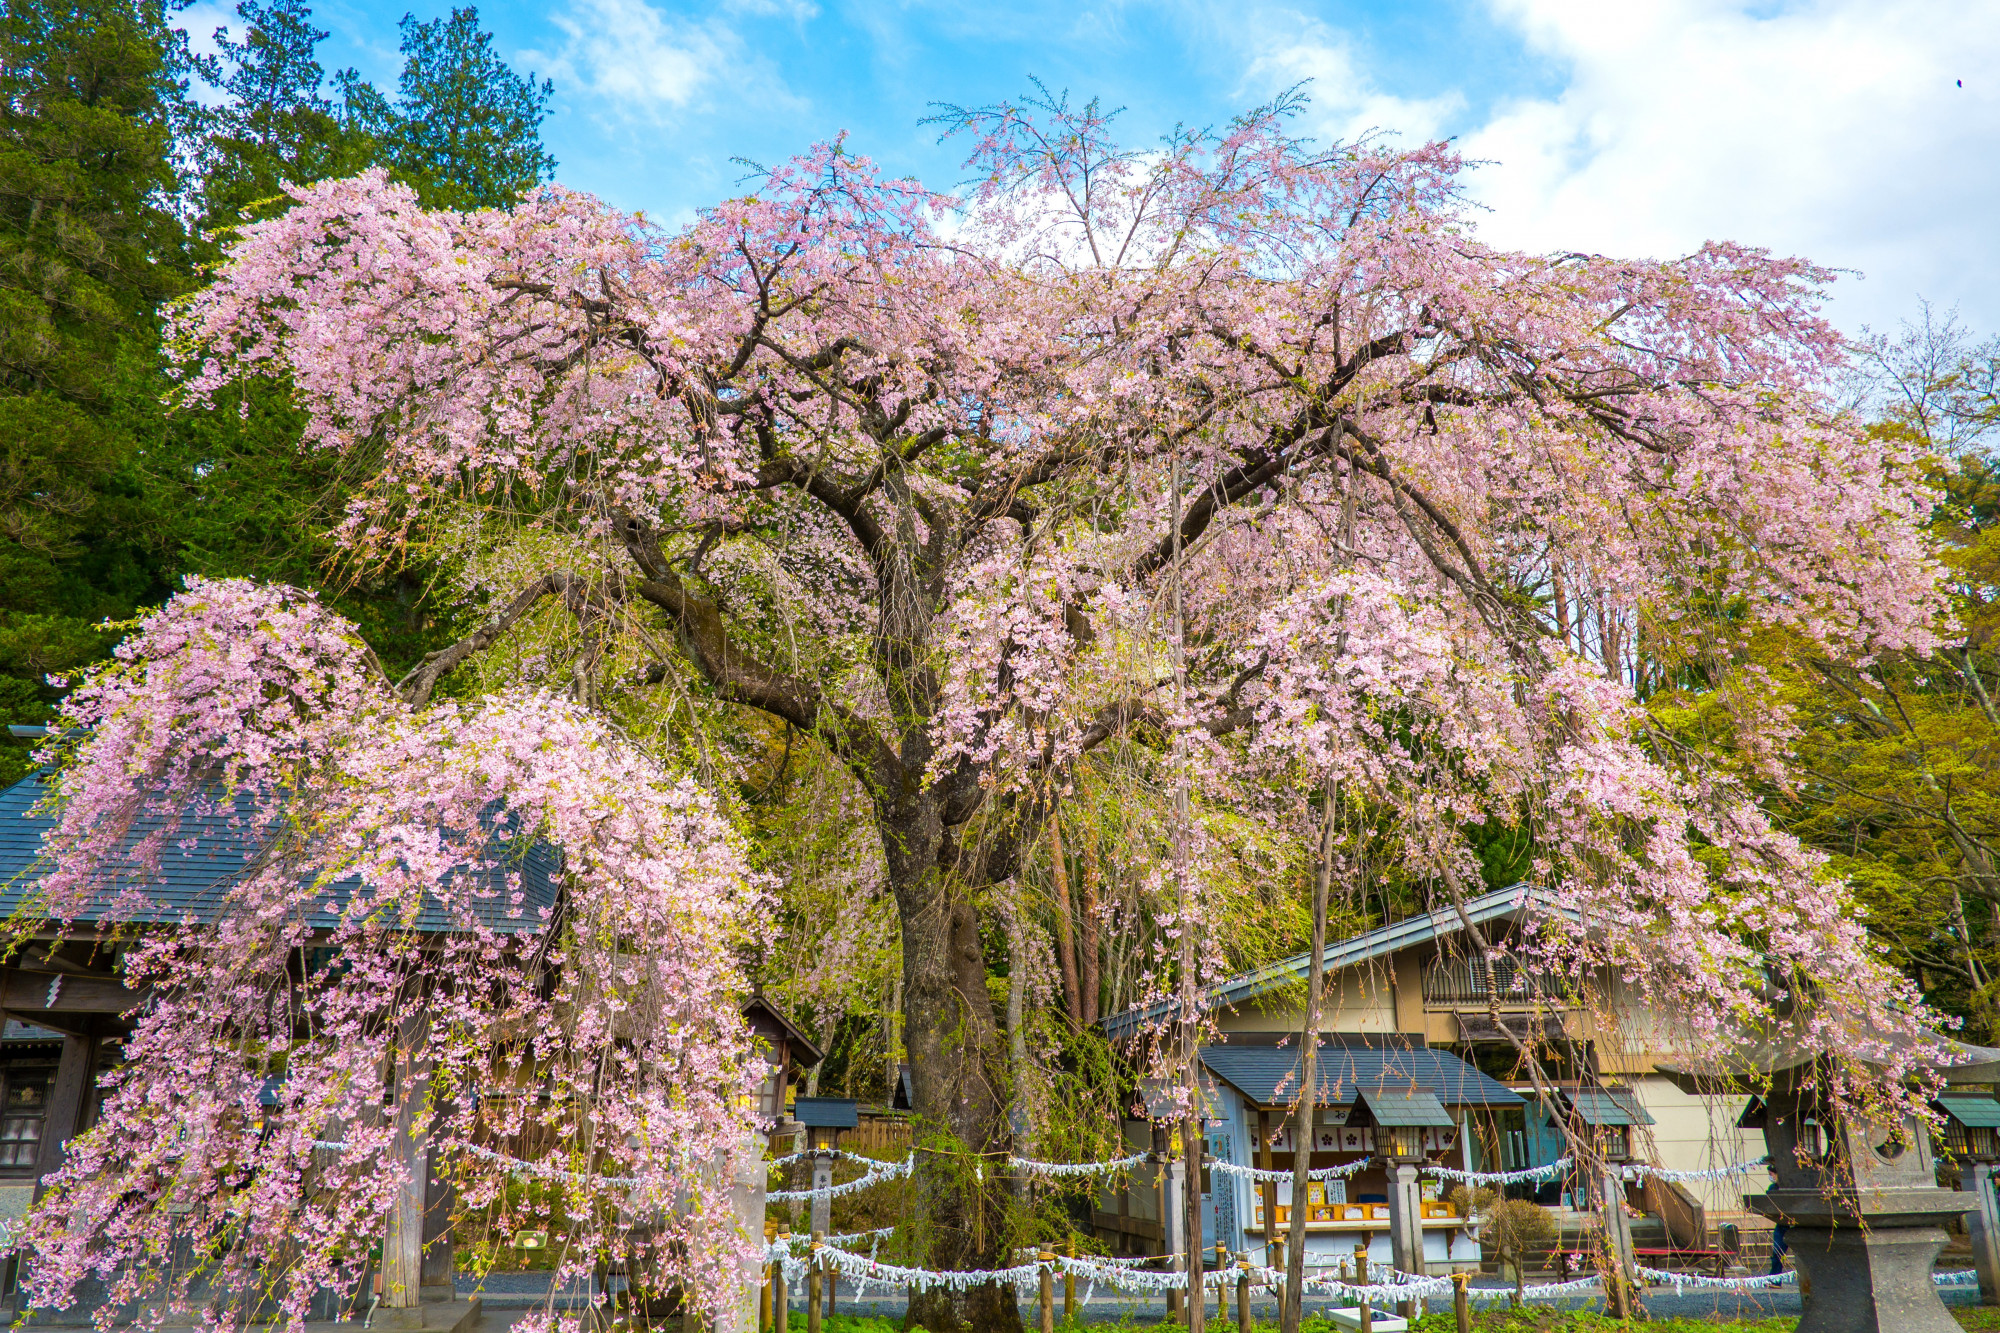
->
(187, 0, 2000, 338)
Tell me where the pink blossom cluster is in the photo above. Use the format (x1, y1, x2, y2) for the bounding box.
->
(18, 580, 763, 1330)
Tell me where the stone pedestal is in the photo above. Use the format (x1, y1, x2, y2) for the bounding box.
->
(1383, 1164, 1424, 1278)
(719, 1134, 768, 1333)
(1748, 1189, 1968, 1333)
(1969, 1163, 2000, 1306)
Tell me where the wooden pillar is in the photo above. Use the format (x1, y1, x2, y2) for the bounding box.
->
(1256, 1107, 1280, 1323)
(382, 1011, 433, 1309)
(32, 1029, 98, 1198)
(420, 1130, 456, 1301)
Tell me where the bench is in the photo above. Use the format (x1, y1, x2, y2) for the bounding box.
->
(1633, 1246, 1731, 1277)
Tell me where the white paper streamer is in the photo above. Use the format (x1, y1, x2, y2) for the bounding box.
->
(461, 1142, 639, 1187)
(1007, 1151, 1149, 1177)
(767, 1154, 915, 1202)
(1637, 1266, 1794, 1294)
(1464, 1273, 1604, 1302)
(1621, 1159, 1770, 1183)
(1422, 1157, 1572, 1186)
(1209, 1158, 1371, 1183)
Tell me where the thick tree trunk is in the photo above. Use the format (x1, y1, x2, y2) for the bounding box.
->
(881, 796, 1021, 1333)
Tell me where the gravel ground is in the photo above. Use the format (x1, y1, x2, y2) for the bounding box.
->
(457, 1273, 1987, 1324)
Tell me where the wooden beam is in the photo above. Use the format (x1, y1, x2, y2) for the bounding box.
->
(0, 969, 141, 1015)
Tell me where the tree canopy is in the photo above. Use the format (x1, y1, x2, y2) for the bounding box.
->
(125, 88, 1952, 1322)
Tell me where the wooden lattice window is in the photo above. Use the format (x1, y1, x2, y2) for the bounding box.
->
(0, 1070, 51, 1175)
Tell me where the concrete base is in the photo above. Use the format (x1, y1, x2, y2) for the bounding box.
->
(1751, 1190, 1968, 1333)
(365, 1297, 482, 1333)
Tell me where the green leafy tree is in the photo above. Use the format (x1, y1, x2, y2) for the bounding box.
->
(0, 0, 196, 781)
(336, 6, 553, 211)
(196, 0, 372, 227)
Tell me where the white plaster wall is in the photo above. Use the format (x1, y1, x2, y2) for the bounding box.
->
(1623, 1073, 1769, 1215)
(1214, 970, 1396, 1035)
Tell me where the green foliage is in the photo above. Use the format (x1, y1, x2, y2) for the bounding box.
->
(334, 6, 554, 211)
(0, 0, 197, 782)
(0, 0, 558, 784)
(195, 0, 373, 229)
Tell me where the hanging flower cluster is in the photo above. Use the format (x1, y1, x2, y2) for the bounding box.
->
(16, 579, 764, 1330)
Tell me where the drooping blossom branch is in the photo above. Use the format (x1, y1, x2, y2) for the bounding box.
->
(15, 579, 764, 1331)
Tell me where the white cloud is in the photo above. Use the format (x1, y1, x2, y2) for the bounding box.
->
(525, 0, 735, 117)
(1239, 11, 1466, 146)
(1458, 0, 2000, 333)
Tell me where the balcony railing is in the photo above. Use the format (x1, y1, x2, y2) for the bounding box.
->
(1423, 954, 1566, 1006)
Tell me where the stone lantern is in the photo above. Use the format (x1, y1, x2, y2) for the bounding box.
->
(1349, 1089, 1456, 1290)
(1669, 1039, 2000, 1333)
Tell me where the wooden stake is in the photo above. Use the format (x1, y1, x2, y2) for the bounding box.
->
(1039, 1252, 1056, 1333)
(1215, 1242, 1229, 1326)
(1354, 1243, 1368, 1286)
(806, 1236, 822, 1333)
(1065, 1239, 1077, 1322)
(1236, 1258, 1252, 1333)
(760, 1264, 773, 1333)
(1452, 1272, 1470, 1333)
(774, 1238, 790, 1333)
(1358, 1299, 1372, 1333)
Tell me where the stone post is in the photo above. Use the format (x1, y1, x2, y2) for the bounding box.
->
(716, 1133, 769, 1333)
(1969, 1162, 2000, 1307)
(1384, 1162, 1425, 1278)
(809, 1150, 834, 1239)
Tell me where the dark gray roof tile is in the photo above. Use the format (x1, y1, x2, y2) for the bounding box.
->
(1201, 1039, 1523, 1109)
(0, 774, 559, 936)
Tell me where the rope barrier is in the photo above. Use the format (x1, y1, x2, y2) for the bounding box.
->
(1007, 1150, 1150, 1177)
(1621, 1158, 1770, 1183)
(1209, 1159, 1371, 1183)
(1420, 1158, 1572, 1186)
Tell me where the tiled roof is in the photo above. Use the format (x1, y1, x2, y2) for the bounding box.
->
(1200, 1039, 1523, 1109)
(1350, 1089, 1454, 1128)
(0, 773, 560, 936)
(1938, 1093, 2000, 1129)
(1562, 1086, 1654, 1127)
